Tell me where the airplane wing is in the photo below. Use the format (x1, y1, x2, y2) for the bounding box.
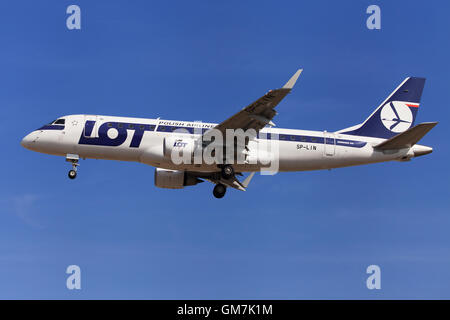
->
(205, 69, 302, 136)
(191, 70, 301, 191)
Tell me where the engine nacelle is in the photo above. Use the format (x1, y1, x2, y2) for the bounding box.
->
(141, 137, 197, 166)
(154, 168, 202, 189)
(163, 137, 197, 163)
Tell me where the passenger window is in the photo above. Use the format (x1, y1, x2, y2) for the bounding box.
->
(107, 123, 113, 128)
(129, 124, 134, 129)
(140, 125, 145, 130)
(118, 123, 123, 128)
(290, 135, 296, 141)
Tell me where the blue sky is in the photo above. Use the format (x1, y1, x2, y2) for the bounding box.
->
(0, 0, 449, 299)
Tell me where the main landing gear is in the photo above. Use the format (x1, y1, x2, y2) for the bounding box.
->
(66, 154, 79, 180)
(220, 164, 234, 180)
(212, 164, 234, 198)
(213, 183, 227, 199)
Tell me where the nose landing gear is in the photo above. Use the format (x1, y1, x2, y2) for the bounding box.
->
(66, 154, 79, 180)
(68, 168, 77, 179)
(212, 164, 235, 198)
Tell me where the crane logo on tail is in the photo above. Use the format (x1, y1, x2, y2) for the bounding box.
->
(380, 101, 414, 133)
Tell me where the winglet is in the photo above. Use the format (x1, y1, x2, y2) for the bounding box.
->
(283, 69, 303, 89)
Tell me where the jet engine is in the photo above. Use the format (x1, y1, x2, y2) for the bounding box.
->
(154, 168, 202, 189)
(163, 137, 197, 163)
(141, 137, 198, 166)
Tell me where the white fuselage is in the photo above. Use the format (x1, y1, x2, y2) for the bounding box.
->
(21, 114, 432, 173)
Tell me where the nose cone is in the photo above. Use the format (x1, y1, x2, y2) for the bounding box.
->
(21, 132, 39, 150)
(21, 134, 31, 148)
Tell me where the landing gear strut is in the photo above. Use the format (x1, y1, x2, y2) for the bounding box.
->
(66, 154, 79, 180)
(220, 164, 234, 180)
(213, 183, 227, 198)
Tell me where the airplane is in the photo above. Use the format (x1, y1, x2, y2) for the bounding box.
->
(21, 70, 437, 198)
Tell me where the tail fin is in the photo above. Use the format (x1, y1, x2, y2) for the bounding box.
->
(339, 77, 426, 139)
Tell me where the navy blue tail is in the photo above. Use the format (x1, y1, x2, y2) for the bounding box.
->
(340, 77, 426, 139)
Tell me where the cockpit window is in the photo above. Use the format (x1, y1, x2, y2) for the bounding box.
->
(38, 118, 66, 131)
(54, 119, 65, 125)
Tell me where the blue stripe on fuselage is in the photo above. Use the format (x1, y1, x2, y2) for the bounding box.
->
(72, 120, 367, 149)
(156, 125, 366, 148)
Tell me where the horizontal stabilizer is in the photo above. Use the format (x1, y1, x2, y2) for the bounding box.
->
(374, 122, 437, 150)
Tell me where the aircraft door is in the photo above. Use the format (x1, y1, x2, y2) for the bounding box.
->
(324, 131, 335, 156)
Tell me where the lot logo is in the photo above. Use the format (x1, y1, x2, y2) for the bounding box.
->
(380, 101, 413, 133)
(79, 121, 154, 148)
(173, 140, 188, 148)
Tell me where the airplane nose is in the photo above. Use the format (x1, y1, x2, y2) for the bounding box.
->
(21, 135, 31, 148)
(21, 132, 38, 149)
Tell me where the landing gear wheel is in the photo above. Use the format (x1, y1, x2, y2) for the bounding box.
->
(213, 184, 226, 199)
(68, 169, 77, 179)
(66, 154, 80, 180)
(221, 165, 234, 180)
